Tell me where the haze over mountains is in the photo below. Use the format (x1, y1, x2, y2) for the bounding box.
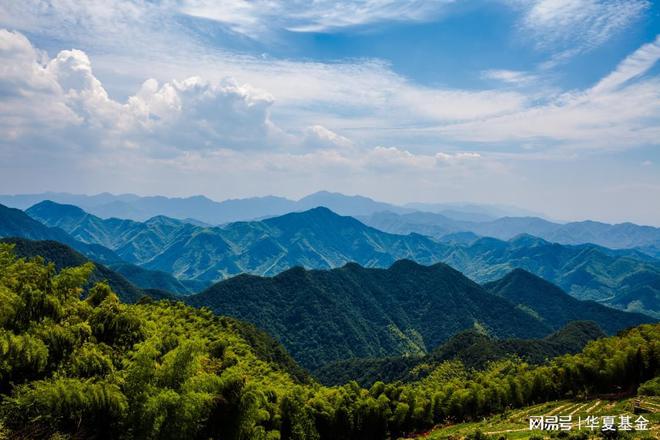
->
(3, 191, 660, 256)
(17, 199, 660, 317)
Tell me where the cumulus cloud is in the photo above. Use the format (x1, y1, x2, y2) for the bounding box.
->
(0, 29, 280, 153)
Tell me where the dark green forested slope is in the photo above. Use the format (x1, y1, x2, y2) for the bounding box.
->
(187, 260, 553, 371)
(187, 261, 652, 371)
(0, 243, 658, 440)
(483, 268, 655, 334)
(314, 321, 607, 387)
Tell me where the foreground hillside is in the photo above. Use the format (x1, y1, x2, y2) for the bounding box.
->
(0, 243, 658, 439)
(415, 397, 660, 439)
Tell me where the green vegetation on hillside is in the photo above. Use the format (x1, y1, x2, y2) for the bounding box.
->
(1, 244, 658, 439)
(484, 268, 652, 334)
(315, 321, 607, 387)
(187, 260, 555, 371)
(417, 397, 659, 439)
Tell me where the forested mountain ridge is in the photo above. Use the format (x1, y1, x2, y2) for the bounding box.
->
(0, 243, 657, 440)
(445, 234, 660, 317)
(315, 321, 607, 387)
(20, 201, 660, 316)
(185, 260, 652, 371)
(0, 237, 170, 303)
(483, 268, 654, 334)
(27, 201, 450, 282)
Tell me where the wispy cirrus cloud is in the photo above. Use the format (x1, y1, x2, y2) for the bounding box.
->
(507, 0, 649, 61)
(177, 0, 456, 35)
(591, 34, 660, 94)
(437, 34, 660, 151)
(481, 69, 539, 86)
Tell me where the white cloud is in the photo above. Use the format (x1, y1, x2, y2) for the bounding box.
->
(0, 29, 280, 153)
(434, 36, 660, 151)
(177, 0, 455, 35)
(303, 125, 354, 150)
(508, 0, 649, 58)
(481, 69, 538, 85)
(591, 34, 660, 94)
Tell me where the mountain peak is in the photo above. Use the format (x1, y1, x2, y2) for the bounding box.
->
(26, 200, 89, 223)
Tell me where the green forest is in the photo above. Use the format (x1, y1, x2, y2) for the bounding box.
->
(0, 243, 658, 439)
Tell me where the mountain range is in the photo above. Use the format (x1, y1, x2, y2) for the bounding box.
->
(0, 204, 198, 295)
(20, 200, 660, 316)
(0, 191, 545, 224)
(361, 211, 660, 257)
(26, 201, 447, 283)
(186, 261, 651, 371)
(4, 192, 660, 256)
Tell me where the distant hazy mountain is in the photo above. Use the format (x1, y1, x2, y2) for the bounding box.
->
(403, 201, 545, 221)
(24, 201, 660, 316)
(4, 191, 407, 224)
(1, 191, 534, 225)
(361, 211, 660, 256)
(186, 260, 553, 370)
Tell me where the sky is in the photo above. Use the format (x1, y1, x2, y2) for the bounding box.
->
(1, 0, 660, 225)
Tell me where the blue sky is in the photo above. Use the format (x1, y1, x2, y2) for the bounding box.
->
(1, 1, 660, 224)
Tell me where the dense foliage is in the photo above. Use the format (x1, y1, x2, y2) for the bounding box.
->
(0, 244, 658, 440)
(484, 268, 651, 334)
(315, 321, 607, 387)
(187, 260, 554, 371)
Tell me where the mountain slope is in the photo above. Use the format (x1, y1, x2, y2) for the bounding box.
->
(1, 237, 152, 303)
(0, 203, 120, 264)
(187, 260, 558, 370)
(444, 235, 660, 317)
(483, 268, 655, 333)
(315, 321, 607, 386)
(27, 201, 451, 283)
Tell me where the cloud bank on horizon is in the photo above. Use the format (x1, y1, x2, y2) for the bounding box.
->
(0, 0, 659, 225)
